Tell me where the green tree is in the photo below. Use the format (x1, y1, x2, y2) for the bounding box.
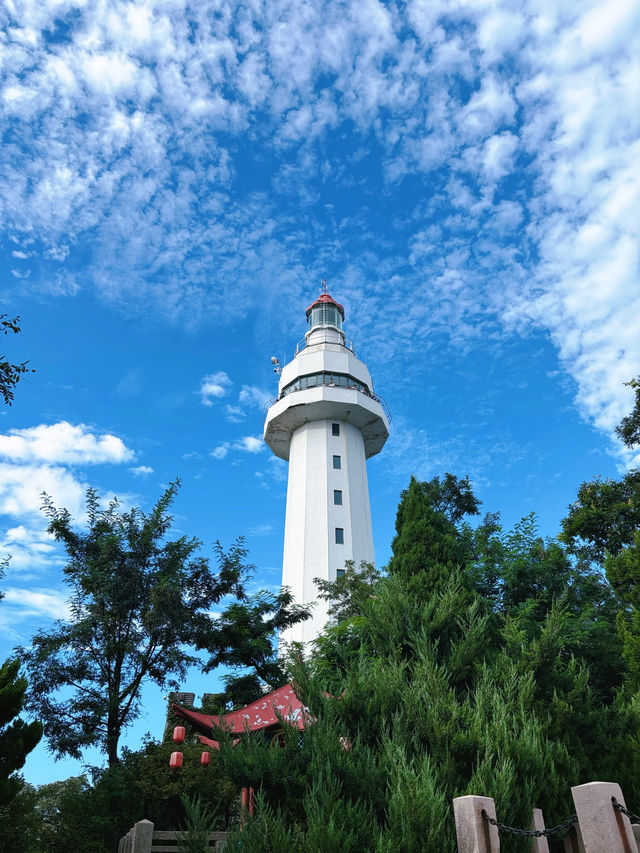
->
(217, 475, 639, 852)
(561, 471, 640, 563)
(387, 474, 479, 597)
(20, 482, 250, 766)
(561, 380, 640, 695)
(200, 579, 308, 709)
(221, 574, 632, 852)
(0, 659, 42, 807)
(0, 314, 33, 406)
(470, 513, 623, 699)
(32, 776, 99, 853)
(0, 780, 40, 853)
(616, 376, 640, 449)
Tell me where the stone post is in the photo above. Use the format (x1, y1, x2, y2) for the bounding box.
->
(530, 808, 549, 853)
(131, 819, 154, 853)
(563, 824, 585, 853)
(453, 795, 500, 853)
(571, 782, 638, 853)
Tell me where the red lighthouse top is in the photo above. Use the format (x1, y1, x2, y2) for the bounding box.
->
(305, 280, 344, 320)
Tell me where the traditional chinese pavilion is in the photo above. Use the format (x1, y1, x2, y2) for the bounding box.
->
(171, 682, 308, 749)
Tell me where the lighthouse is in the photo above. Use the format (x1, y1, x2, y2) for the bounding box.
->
(264, 286, 390, 648)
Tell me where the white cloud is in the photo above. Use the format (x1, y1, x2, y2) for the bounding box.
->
(0, 462, 87, 520)
(211, 435, 264, 459)
(224, 405, 245, 423)
(0, 0, 637, 466)
(0, 422, 134, 465)
(248, 523, 274, 536)
(0, 524, 59, 575)
(130, 465, 153, 476)
(3, 587, 71, 620)
(238, 385, 273, 409)
(0, 586, 72, 638)
(234, 436, 264, 454)
(199, 372, 232, 406)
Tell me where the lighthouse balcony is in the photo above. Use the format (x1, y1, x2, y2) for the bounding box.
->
(264, 385, 390, 461)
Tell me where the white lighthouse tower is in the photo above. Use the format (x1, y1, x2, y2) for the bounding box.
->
(264, 286, 390, 648)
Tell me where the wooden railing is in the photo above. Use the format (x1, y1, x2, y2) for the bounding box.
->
(118, 820, 227, 852)
(453, 781, 640, 852)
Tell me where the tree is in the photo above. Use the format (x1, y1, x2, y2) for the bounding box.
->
(198, 574, 309, 709)
(0, 659, 42, 807)
(0, 561, 42, 811)
(20, 482, 250, 766)
(387, 474, 480, 597)
(561, 380, 640, 695)
(469, 513, 623, 699)
(561, 471, 640, 563)
(0, 314, 33, 406)
(616, 376, 640, 449)
(216, 475, 640, 852)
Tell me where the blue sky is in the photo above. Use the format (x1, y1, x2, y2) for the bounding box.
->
(1, 0, 639, 785)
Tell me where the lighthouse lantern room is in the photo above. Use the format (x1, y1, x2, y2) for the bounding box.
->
(264, 286, 389, 648)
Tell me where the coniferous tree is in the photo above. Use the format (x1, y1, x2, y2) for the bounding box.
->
(0, 659, 42, 807)
(217, 473, 639, 852)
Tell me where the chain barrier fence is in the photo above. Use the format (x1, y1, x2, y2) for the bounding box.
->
(453, 781, 640, 853)
(481, 808, 578, 840)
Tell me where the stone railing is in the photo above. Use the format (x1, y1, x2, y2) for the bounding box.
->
(453, 780, 639, 853)
(118, 820, 227, 852)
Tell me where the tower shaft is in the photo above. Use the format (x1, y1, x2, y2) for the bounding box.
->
(264, 292, 389, 649)
(281, 419, 374, 645)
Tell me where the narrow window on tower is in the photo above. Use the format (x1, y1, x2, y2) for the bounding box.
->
(332, 423, 340, 436)
(335, 528, 344, 544)
(333, 489, 343, 505)
(333, 455, 341, 469)
(336, 568, 346, 580)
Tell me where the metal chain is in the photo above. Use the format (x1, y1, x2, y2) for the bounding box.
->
(612, 797, 640, 824)
(481, 809, 578, 838)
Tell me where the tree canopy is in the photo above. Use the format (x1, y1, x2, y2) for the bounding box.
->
(0, 314, 33, 406)
(216, 472, 638, 852)
(0, 658, 42, 807)
(20, 482, 256, 765)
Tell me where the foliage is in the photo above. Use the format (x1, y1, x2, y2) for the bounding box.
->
(0, 314, 34, 407)
(19, 482, 247, 766)
(0, 740, 238, 853)
(470, 512, 624, 700)
(561, 471, 640, 564)
(560, 381, 640, 697)
(176, 793, 220, 853)
(200, 579, 309, 709)
(0, 779, 40, 853)
(387, 474, 479, 599)
(616, 376, 640, 449)
(217, 474, 638, 852)
(315, 559, 383, 625)
(0, 659, 42, 807)
(32, 776, 99, 853)
(221, 575, 623, 852)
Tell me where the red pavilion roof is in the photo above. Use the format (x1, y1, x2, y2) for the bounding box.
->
(172, 682, 309, 749)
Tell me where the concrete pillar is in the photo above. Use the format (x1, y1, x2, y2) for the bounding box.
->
(453, 795, 500, 853)
(571, 782, 638, 853)
(530, 808, 549, 853)
(563, 824, 585, 853)
(131, 819, 154, 853)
